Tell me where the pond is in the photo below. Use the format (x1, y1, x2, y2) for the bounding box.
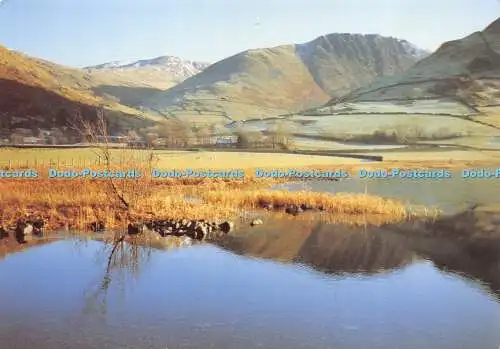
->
(1, 219, 500, 349)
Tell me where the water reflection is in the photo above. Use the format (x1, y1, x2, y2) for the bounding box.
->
(213, 216, 500, 300)
(1, 224, 500, 349)
(81, 236, 154, 317)
(215, 218, 415, 276)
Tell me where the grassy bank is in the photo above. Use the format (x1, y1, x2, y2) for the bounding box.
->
(0, 168, 415, 230)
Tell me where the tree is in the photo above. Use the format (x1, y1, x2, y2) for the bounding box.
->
(10, 133, 24, 145)
(270, 120, 295, 150)
(145, 133, 159, 147)
(235, 128, 263, 148)
(157, 119, 192, 147)
(126, 130, 140, 141)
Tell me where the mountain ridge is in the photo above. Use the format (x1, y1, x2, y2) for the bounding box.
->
(138, 32, 427, 123)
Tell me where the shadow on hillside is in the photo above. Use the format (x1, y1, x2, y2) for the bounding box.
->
(92, 85, 164, 108)
(0, 78, 155, 131)
(0, 78, 100, 130)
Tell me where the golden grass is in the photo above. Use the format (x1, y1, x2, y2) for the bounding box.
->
(0, 166, 418, 231)
(201, 189, 407, 216)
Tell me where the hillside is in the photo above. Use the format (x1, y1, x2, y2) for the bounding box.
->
(246, 17, 500, 151)
(322, 17, 500, 106)
(139, 34, 426, 124)
(0, 45, 160, 133)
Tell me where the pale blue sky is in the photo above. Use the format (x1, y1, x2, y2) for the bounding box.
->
(0, 0, 498, 67)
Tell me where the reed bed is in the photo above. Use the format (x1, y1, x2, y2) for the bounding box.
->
(0, 162, 433, 231)
(201, 189, 409, 217)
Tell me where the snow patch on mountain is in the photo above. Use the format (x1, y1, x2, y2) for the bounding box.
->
(399, 40, 430, 59)
(84, 56, 211, 78)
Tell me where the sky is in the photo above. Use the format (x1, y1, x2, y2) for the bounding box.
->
(0, 0, 499, 67)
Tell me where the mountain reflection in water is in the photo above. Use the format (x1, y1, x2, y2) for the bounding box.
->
(213, 217, 500, 299)
(2, 219, 500, 349)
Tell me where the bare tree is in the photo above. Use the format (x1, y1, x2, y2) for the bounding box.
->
(9, 133, 23, 145)
(269, 120, 295, 150)
(157, 118, 193, 147)
(70, 108, 157, 214)
(235, 127, 264, 148)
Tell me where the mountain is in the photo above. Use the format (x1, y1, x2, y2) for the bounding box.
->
(268, 17, 500, 149)
(322, 17, 500, 105)
(139, 34, 427, 123)
(84, 56, 210, 90)
(0, 45, 158, 133)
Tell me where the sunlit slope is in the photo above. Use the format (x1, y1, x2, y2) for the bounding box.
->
(268, 18, 500, 148)
(141, 34, 425, 123)
(0, 45, 160, 130)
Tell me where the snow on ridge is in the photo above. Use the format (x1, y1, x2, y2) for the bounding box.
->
(85, 56, 211, 77)
(399, 40, 430, 58)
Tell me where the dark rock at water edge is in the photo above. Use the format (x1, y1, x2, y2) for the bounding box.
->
(285, 204, 303, 216)
(219, 221, 234, 234)
(0, 226, 8, 239)
(258, 199, 274, 210)
(258, 199, 320, 215)
(127, 223, 147, 235)
(127, 218, 235, 241)
(299, 203, 314, 211)
(15, 220, 34, 244)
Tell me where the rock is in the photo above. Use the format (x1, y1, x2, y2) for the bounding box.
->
(258, 199, 274, 210)
(0, 226, 8, 239)
(30, 218, 45, 236)
(90, 221, 105, 232)
(127, 223, 145, 235)
(155, 226, 165, 237)
(175, 229, 186, 236)
(15, 221, 33, 243)
(219, 221, 234, 233)
(300, 203, 313, 211)
(181, 219, 189, 226)
(194, 225, 208, 240)
(285, 204, 302, 216)
(251, 219, 263, 226)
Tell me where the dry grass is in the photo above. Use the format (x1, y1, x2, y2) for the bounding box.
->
(201, 189, 407, 216)
(0, 162, 419, 230)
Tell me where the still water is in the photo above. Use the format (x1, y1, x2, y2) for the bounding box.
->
(1, 221, 500, 349)
(273, 170, 500, 214)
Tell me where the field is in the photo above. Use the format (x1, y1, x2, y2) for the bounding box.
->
(1, 147, 500, 169)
